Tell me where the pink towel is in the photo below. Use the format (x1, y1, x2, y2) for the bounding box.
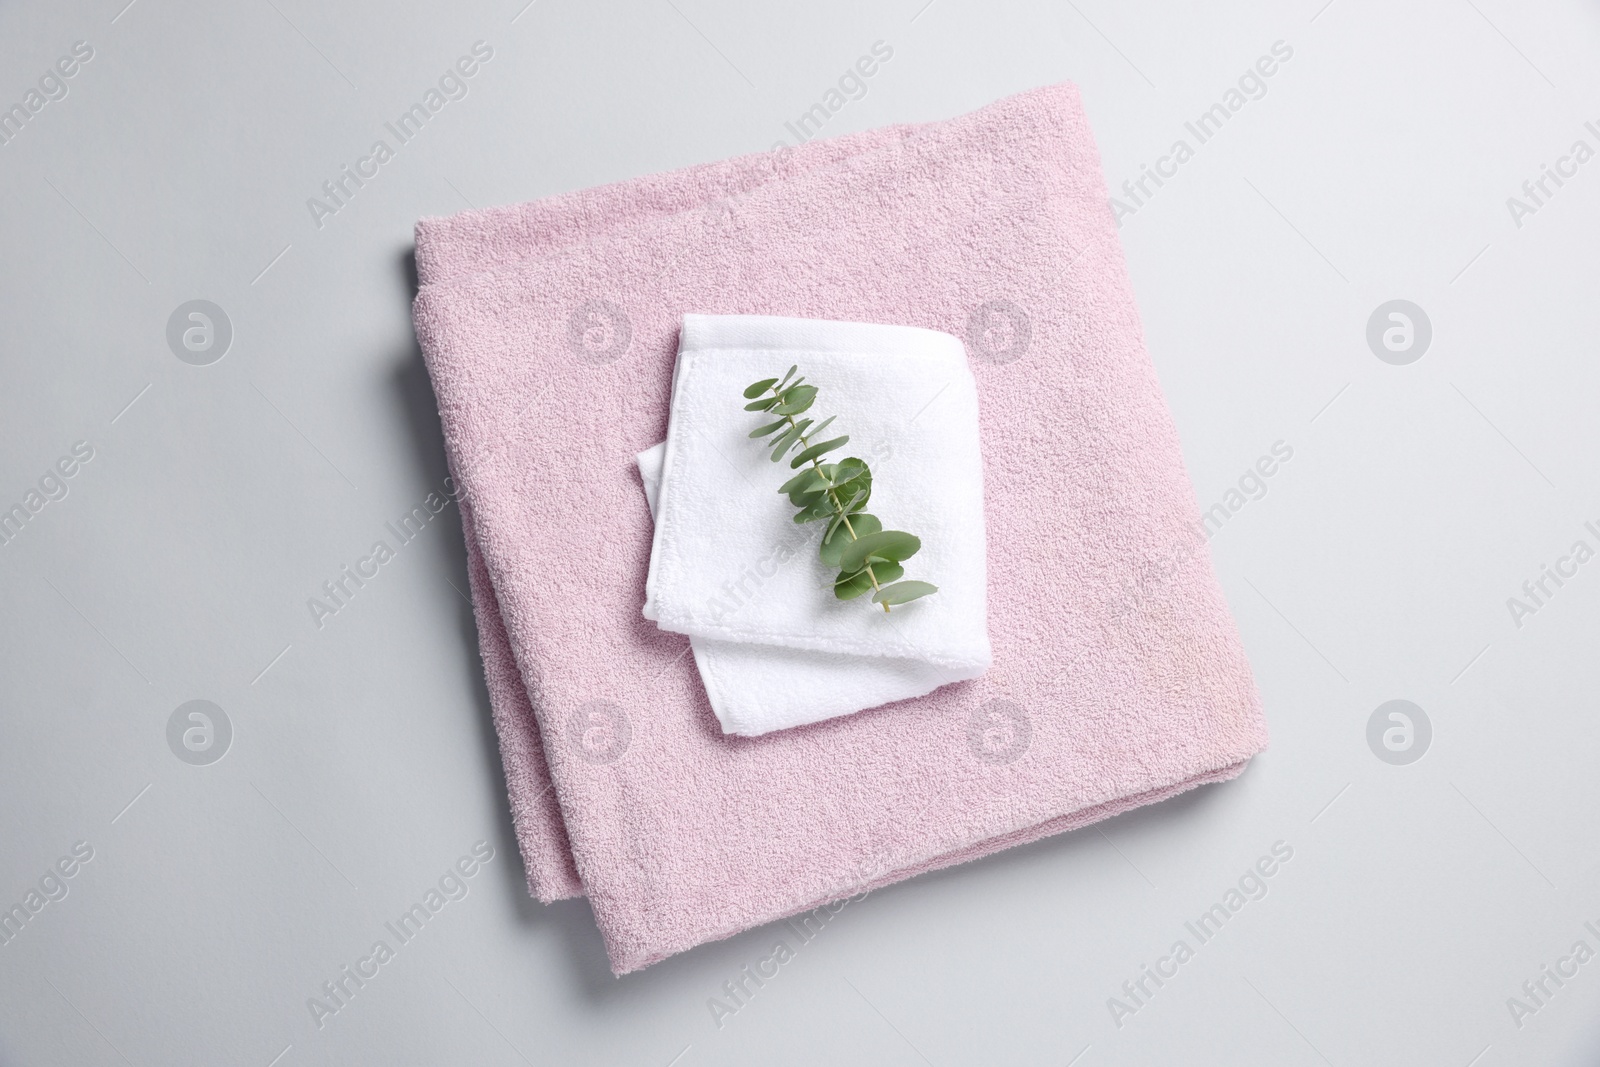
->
(413, 83, 1267, 974)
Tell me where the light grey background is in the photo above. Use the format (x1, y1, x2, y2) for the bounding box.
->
(2, 0, 1597, 1063)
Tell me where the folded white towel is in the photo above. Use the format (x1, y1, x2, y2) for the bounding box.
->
(640, 313, 991, 736)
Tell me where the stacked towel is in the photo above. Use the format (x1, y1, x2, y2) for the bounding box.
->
(413, 83, 1269, 974)
(639, 313, 992, 737)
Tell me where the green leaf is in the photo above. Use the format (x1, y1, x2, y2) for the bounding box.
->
(832, 457, 869, 481)
(871, 580, 938, 606)
(833, 561, 904, 600)
(839, 530, 921, 573)
(769, 419, 811, 461)
(790, 435, 849, 468)
(784, 473, 831, 508)
(774, 385, 817, 416)
(821, 506, 852, 551)
(749, 417, 787, 438)
(829, 459, 871, 511)
(832, 465, 868, 491)
(807, 415, 837, 440)
(778, 468, 827, 496)
(829, 485, 870, 515)
(775, 365, 798, 391)
(833, 568, 875, 600)
(793, 496, 834, 523)
(820, 513, 880, 567)
(823, 511, 845, 545)
(744, 396, 779, 411)
(846, 512, 882, 539)
(869, 561, 904, 585)
(823, 488, 868, 532)
(788, 483, 830, 508)
(791, 487, 831, 508)
(743, 378, 778, 399)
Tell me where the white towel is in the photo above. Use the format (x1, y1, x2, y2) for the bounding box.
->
(640, 314, 992, 736)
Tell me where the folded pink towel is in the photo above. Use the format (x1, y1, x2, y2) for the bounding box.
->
(413, 83, 1268, 974)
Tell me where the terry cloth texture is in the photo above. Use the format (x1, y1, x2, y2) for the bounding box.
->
(412, 82, 1268, 974)
(639, 313, 992, 737)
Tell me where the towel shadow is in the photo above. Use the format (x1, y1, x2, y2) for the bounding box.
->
(812, 768, 1243, 908)
(566, 766, 1247, 998)
(392, 246, 643, 990)
(390, 248, 524, 908)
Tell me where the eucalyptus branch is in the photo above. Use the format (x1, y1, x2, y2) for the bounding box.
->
(742, 365, 937, 613)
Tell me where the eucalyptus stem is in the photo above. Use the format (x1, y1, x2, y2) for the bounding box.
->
(762, 381, 890, 612)
(741, 366, 938, 613)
